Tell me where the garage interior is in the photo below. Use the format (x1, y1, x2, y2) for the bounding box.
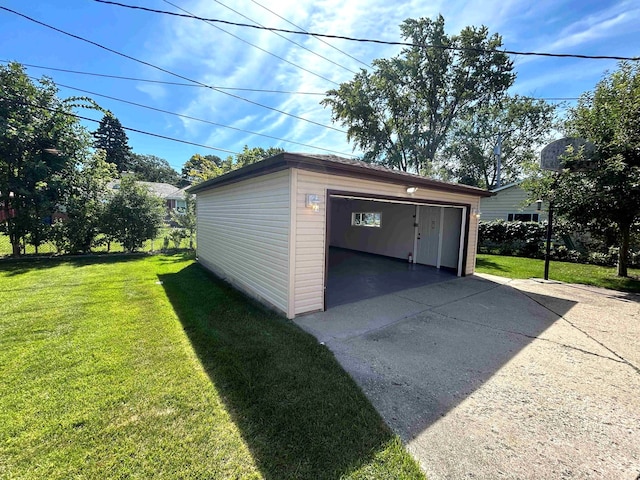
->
(326, 195, 466, 308)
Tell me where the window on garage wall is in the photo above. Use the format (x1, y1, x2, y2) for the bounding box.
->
(352, 212, 382, 227)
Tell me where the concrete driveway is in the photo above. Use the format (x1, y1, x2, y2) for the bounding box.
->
(294, 274, 640, 479)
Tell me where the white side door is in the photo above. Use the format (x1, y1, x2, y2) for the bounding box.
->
(416, 206, 441, 266)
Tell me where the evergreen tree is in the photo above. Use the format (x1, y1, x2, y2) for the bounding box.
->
(93, 112, 132, 172)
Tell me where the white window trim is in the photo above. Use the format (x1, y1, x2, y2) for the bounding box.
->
(351, 211, 382, 228)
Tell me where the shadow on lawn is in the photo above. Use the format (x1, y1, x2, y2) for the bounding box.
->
(0, 252, 194, 276)
(475, 256, 508, 272)
(159, 264, 403, 480)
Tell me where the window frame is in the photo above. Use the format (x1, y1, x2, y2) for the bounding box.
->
(507, 213, 540, 222)
(351, 211, 382, 228)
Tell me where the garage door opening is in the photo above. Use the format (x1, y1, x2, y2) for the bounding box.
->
(326, 194, 467, 308)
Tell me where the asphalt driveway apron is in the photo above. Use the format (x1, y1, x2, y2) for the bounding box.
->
(294, 274, 640, 479)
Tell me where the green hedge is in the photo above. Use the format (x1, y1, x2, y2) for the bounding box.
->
(478, 220, 639, 268)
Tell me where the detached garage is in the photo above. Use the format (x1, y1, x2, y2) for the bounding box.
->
(188, 153, 492, 319)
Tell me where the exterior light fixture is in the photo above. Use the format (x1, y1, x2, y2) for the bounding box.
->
(406, 186, 418, 194)
(472, 208, 482, 219)
(535, 199, 543, 211)
(305, 194, 320, 212)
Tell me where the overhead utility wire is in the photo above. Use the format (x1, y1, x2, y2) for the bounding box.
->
(0, 6, 347, 134)
(2, 96, 239, 155)
(95, 0, 640, 61)
(8, 61, 579, 102)
(161, 0, 340, 86)
(38, 77, 358, 157)
(209, 0, 358, 74)
(249, 0, 371, 69)
(1, 60, 324, 95)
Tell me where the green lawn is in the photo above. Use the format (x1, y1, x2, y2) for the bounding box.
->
(0, 254, 423, 479)
(476, 253, 640, 293)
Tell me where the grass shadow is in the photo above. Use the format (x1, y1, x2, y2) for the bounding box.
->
(0, 252, 195, 276)
(159, 263, 418, 479)
(475, 256, 508, 272)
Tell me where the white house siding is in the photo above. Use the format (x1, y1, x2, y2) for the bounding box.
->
(480, 185, 548, 222)
(293, 168, 481, 316)
(196, 170, 291, 316)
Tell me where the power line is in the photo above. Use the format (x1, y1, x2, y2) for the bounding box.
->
(161, 0, 340, 86)
(3, 60, 584, 102)
(210, 0, 358, 74)
(0, 5, 347, 134)
(1, 60, 324, 95)
(36, 76, 357, 157)
(95, 0, 640, 62)
(249, 0, 371, 69)
(1, 96, 239, 155)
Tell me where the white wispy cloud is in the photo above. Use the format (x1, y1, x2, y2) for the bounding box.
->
(139, 0, 638, 160)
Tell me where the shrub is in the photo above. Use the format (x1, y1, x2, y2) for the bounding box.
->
(478, 220, 546, 257)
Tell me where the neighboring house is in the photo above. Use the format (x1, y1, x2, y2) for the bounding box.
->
(108, 180, 189, 216)
(188, 152, 492, 319)
(480, 181, 547, 222)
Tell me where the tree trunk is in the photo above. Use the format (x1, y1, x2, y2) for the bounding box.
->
(617, 223, 630, 277)
(11, 240, 20, 257)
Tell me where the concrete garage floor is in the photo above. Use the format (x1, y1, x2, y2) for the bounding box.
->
(326, 247, 457, 308)
(295, 274, 640, 479)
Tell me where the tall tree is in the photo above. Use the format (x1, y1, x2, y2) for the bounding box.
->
(130, 153, 180, 185)
(446, 95, 557, 188)
(322, 16, 514, 173)
(93, 112, 131, 172)
(525, 62, 640, 277)
(0, 62, 91, 256)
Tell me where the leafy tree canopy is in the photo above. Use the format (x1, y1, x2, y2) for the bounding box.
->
(322, 15, 514, 173)
(130, 153, 180, 185)
(101, 175, 165, 252)
(446, 95, 557, 189)
(93, 112, 132, 172)
(181, 154, 224, 185)
(182, 146, 284, 184)
(0, 62, 92, 256)
(524, 62, 640, 277)
(55, 149, 117, 253)
(234, 146, 284, 168)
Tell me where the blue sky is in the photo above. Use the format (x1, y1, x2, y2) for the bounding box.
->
(1, 0, 638, 173)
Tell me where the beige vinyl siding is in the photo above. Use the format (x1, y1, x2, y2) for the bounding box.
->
(293, 168, 482, 315)
(481, 185, 547, 222)
(196, 170, 291, 316)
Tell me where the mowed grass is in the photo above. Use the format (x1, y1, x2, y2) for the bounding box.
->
(476, 253, 640, 293)
(0, 254, 423, 479)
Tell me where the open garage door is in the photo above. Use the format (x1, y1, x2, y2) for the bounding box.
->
(326, 194, 467, 308)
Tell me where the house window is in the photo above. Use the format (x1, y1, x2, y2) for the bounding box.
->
(507, 213, 540, 222)
(352, 212, 381, 227)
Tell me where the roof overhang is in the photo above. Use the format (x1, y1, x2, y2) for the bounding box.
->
(187, 152, 494, 198)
